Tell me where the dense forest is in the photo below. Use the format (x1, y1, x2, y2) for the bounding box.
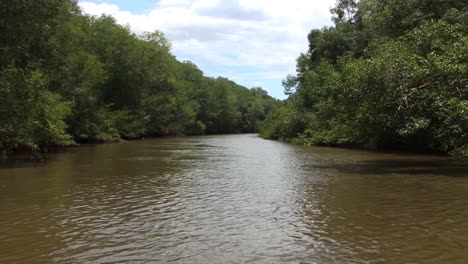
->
(0, 0, 278, 154)
(260, 0, 468, 156)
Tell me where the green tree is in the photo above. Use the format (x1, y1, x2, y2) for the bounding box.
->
(261, 0, 468, 156)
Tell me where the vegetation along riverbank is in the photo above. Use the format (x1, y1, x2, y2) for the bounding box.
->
(0, 0, 279, 155)
(1, 0, 467, 157)
(259, 0, 467, 157)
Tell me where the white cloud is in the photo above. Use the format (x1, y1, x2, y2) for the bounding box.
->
(78, 0, 336, 97)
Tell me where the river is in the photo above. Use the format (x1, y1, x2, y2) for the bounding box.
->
(1, 134, 468, 263)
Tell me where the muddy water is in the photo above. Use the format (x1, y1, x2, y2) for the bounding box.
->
(1, 134, 468, 263)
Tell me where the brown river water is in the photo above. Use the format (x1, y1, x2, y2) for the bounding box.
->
(1, 134, 468, 263)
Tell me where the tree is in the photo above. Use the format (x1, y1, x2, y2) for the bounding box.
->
(0, 0, 279, 154)
(260, 0, 468, 156)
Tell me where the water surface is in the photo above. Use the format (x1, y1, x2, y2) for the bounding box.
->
(1, 134, 468, 263)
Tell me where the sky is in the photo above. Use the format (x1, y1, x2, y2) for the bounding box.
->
(78, 0, 336, 99)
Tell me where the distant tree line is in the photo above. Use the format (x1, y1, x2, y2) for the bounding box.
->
(0, 0, 278, 154)
(260, 0, 468, 156)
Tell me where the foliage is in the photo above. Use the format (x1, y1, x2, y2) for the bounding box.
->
(260, 0, 468, 156)
(0, 68, 73, 152)
(0, 0, 279, 154)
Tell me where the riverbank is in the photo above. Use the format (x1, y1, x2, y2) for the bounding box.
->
(260, 135, 467, 159)
(4, 131, 466, 160)
(0, 132, 262, 158)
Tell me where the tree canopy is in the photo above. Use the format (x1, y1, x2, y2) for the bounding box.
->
(260, 0, 468, 156)
(0, 0, 278, 154)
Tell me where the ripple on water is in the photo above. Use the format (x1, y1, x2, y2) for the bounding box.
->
(1, 135, 468, 263)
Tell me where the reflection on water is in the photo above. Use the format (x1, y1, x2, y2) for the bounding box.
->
(1, 134, 468, 263)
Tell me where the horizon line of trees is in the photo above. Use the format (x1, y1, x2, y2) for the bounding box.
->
(0, 0, 279, 154)
(260, 0, 467, 156)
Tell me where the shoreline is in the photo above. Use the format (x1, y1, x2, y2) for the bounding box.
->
(0, 132, 260, 159)
(260, 136, 467, 159)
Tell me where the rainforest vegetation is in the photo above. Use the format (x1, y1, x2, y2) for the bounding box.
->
(260, 0, 468, 156)
(0, 0, 278, 154)
(2, 0, 467, 156)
